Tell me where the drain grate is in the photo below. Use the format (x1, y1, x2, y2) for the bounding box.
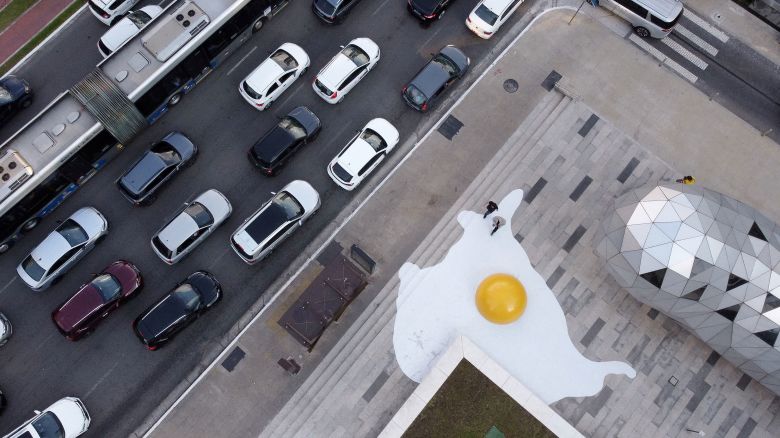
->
(503, 79, 518, 93)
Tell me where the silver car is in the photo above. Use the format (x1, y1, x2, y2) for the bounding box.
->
(16, 207, 109, 291)
(151, 189, 232, 264)
(230, 180, 320, 264)
(0, 312, 11, 346)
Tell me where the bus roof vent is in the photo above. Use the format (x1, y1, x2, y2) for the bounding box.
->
(142, 1, 210, 62)
(0, 149, 33, 203)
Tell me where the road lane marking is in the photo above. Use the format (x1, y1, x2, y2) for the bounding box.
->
(629, 34, 698, 83)
(84, 361, 121, 398)
(140, 7, 594, 437)
(372, 0, 393, 16)
(227, 46, 258, 76)
(0, 277, 16, 296)
(683, 9, 729, 43)
(662, 37, 708, 70)
(273, 81, 306, 110)
(675, 25, 718, 57)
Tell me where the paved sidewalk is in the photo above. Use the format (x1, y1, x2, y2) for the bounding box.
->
(140, 3, 780, 438)
(0, 0, 76, 65)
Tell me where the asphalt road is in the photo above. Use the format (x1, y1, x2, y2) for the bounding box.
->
(0, 0, 515, 436)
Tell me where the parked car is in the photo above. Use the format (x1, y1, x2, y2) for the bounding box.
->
(248, 107, 321, 175)
(151, 189, 232, 264)
(117, 131, 197, 205)
(16, 207, 109, 291)
(312, 0, 364, 23)
(51, 261, 142, 341)
(0, 75, 32, 127)
(312, 38, 380, 104)
(327, 118, 399, 190)
(231, 180, 320, 264)
(0, 388, 5, 415)
(3, 397, 90, 438)
(239, 43, 310, 110)
(88, 0, 140, 25)
(132, 271, 222, 350)
(407, 0, 454, 22)
(98, 5, 163, 57)
(0, 312, 11, 347)
(402, 45, 470, 112)
(466, 0, 524, 38)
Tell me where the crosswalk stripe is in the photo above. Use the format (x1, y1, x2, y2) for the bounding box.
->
(675, 25, 719, 57)
(683, 9, 729, 43)
(629, 34, 699, 83)
(662, 37, 709, 70)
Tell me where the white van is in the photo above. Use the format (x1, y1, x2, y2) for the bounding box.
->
(604, 0, 683, 38)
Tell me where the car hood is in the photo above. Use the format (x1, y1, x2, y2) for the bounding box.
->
(136, 294, 187, 341)
(366, 118, 399, 144)
(284, 180, 320, 213)
(70, 207, 107, 238)
(194, 189, 232, 223)
(104, 261, 140, 292)
(162, 132, 196, 160)
(440, 46, 470, 73)
(54, 286, 104, 332)
(48, 398, 89, 436)
(288, 106, 321, 136)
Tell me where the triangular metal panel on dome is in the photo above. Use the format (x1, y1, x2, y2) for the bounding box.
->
(717, 304, 740, 321)
(656, 221, 682, 240)
(670, 202, 696, 222)
(627, 205, 653, 226)
(695, 238, 715, 264)
(763, 308, 780, 326)
(659, 186, 682, 199)
(744, 295, 766, 313)
(641, 201, 667, 221)
(727, 273, 749, 291)
(717, 293, 743, 310)
(736, 303, 761, 321)
(708, 267, 730, 291)
(723, 246, 742, 271)
(726, 283, 749, 302)
(670, 300, 708, 316)
(661, 272, 688, 296)
(765, 293, 780, 313)
(740, 362, 769, 380)
(751, 270, 772, 291)
(770, 272, 780, 291)
(607, 264, 638, 288)
(696, 322, 731, 342)
(735, 314, 760, 332)
(620, 250, 644, 271)
(685, 213, 708, 233)
(656, 202, 682, 223)
(676, 223, 702, 241)
(643, 186, 669, 201)
(681, 286, 706, 301)
(698, 294, 724, 311)
(755, 329, 779, 347)
(626, 223, 652, 247)
(749, 222, 768, 242)
(733, 345, 770, 360)
(705, 325, 733, 347)
(749, 258, 769, 280)
(753, 315, 778, 333)
(720, 349, 749, 367)
(679, 312, 713, 328)
(749, 236, 769, 258)
(620, 228, 644, 252)
(639, 253, 667, 275)
(616, 204, 638, 223)
(744, 284, 767, 302)
(645, 225, 674, 248)
(706, 236, 725, 264)
(668, 246, 696, 278)
(696, 197, 718, 218)
(646, 242, 673, 263)
(732, 324, 757, 344)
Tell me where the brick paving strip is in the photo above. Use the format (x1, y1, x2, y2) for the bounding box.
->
(0, 0, 76, 65)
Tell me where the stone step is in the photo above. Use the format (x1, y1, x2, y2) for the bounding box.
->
(261, 90, 574, 437)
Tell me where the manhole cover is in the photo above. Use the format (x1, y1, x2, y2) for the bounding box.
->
(503, 79, 518, 93)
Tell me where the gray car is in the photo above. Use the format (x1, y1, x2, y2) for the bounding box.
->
(0, 312, 12, 346)
(401, 45, 469, 112)
(16, 207, 109, 291)
(117, 131, 197, 205)
(151, 189, 233, 264)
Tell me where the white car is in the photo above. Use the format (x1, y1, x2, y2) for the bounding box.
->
(312, 38, 380, 104)
(16, 207, 109, 291)
(466, 0, 524, 39)
(151, 189, 233, 264)
(239, 43, 310, 111)
(88, 0, 140, 26)
(230, 180, 320, 264)
(3, 397, 90, 438)
(98, 5, 163, 57)
(327, 118, 400, 190)
(0, 312, 11, 347)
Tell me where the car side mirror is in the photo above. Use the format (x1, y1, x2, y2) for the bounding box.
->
(34, 410, 41, 415)
(270, 191, 277, 196)
(299, 219, 305, 226)
(340, 45, 345, 49)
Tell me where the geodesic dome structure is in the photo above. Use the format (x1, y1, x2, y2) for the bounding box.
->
(597, 184, 780, 393)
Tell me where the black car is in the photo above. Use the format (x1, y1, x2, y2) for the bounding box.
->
(407, 0, 453, 22)
(249, 106, 321, 175)
(132, 270, 222, 350)
(312, 0, 363, 23)
(117, 131, 197, 205)
(0, 75, 32, 127)
(402, 45, 470, 112)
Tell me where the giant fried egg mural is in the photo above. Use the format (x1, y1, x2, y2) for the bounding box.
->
(393, 189, 636, 404)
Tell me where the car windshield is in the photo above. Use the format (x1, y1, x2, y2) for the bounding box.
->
(242, 81, 262, 100)
(0, 85, 11, 103)
(278, 117, 306, 140)
(432, 54, 458, 76)
(270, 49, 299, 71)
(22, 256, 46, 281)
(152, 236, 173, 259)
(360, 129, 386, 152)
(405, 84, 427, 105)
(128, 10, 152, 28)
(150, 141, 181, 165)
(474, 4, 498, 25)
(31, 411, 64, 438)
(185, 202, 214, 228)
(273, 192, 305, 220)
(92, 273, 122, 302)
(173, 284, 201, 312)
(341, 44, 369, 66)
(56, 219, 89, 246)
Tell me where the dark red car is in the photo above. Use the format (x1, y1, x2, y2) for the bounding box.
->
(52, 261, 142, 341)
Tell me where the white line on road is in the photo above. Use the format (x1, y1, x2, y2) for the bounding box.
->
(0, 277, 16, 296)
(662, 37, 708, 70)
(273, 81, 307, 110)
(675, 25, 718, 57)
(683, 9, 729, 43)
(84, 361, 122, 398)
(372, 0, 393, 16)
(629, 34, 698, 83)
(142, 7, 584, 438)
(227, 46, 258, 76)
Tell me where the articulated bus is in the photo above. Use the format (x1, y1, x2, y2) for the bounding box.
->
(0, 0, 289, 254)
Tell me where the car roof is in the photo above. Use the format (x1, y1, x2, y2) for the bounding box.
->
(411, 61, 450, 97)
(252, 126, 297, 163)
(121, 152, 167, 195)
(193, 189, 231, 221)
(157, 212, 199, 251)
(245, 57, 285, 95)
(337, 137, 376, 176)
(137, 293, 188, 340)
(30, 232, 72, 270)
(318, 52, 357, 90)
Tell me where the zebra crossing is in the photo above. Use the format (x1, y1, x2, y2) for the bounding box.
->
(629, 9, 730, 84)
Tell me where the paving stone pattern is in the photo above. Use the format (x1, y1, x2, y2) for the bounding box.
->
(262, 90, 779, 438)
